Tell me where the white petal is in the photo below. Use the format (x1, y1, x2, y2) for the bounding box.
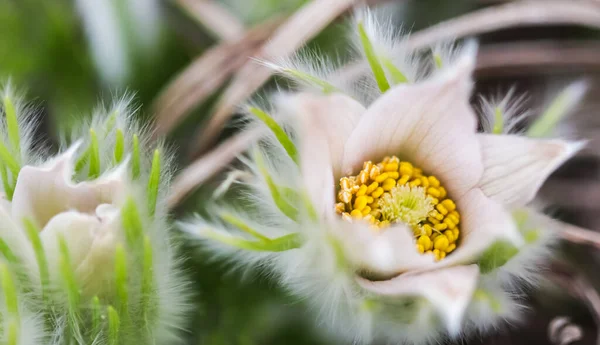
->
(478, 134, 583, 207)
(357, 265, 480, 335)
(280, 93, 364, 215)
(40, 211, 99, 274)
(282, 92, 365, 177)
(342, 50, 482, 198)
(331, 219, 434, 279)
(334, 189, 522, 277)
(12, 147, 128, 228)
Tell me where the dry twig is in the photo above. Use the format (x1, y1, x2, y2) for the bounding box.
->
(152, 17, 282, 138)
(174, 0, 246, 41)
(189, 0, 600, 157)
(188, 0, 357, 156)
(167, 128, 263, 208)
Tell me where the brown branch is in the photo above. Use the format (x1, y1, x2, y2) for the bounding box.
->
(152, 17, 282, 138)
(558, 222, 600, 250)
(540, 179, 600, 210)
(188, 0, 357, 156)
(167, 128, 263, 208)
(188, 0, 600, 157)
(174, 0, 245, 41)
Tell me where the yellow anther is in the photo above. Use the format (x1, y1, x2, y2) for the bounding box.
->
(435, 203, 448, 215)
(336, 155, 460, 261)
(418, 236, 433, 251)
(375, 173, 389, 183)
(444, 230, 455, 243)
(399, 162, 413, 176)
(369, 165, 381, 180)
(356, 184, 368, 197)
(372, 187, 384, 198)
(362, 206, 372, 216)
(354, 195, 368, 210)
(358, 171, 369, 185)
(408, 179, 421, 187)
(439, 187, 447, 198)
(434, 223, 448, 231)
(427, 187, 441, 198)
(384, 163, 398, 172)
(341, 177, 353, 191)
(422, 224, 433, 237)
(350, 209, 362, 218)
(340, 191, 352, 203)
(428, 217, 440, 225)
(387, 171, 399, 179)
(398, 175, 410, 185)
(366, 182, 379, 194)
(382, 178, 396, 191)
(443, 218, 456, 229)
(428, 176, 440, 188)
(452, 228, 459, 239)
(441, 199, 456, 211)
(434, 235, 449, 251)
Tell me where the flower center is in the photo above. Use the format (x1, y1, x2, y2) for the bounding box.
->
(335, 156, 460, 261)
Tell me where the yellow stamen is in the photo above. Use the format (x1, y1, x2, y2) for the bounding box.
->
(336, 155, 461, 261)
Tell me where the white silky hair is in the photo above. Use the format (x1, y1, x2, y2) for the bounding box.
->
(478, 88, 531, 134)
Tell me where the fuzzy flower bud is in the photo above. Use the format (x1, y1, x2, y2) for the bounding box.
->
(0, 88, 188, 344)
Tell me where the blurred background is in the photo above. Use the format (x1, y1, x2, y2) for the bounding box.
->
(3, 0, 600, 344)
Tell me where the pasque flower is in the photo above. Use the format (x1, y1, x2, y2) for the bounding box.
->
(182, 10, 584, 344)
(0, 88, 188, 345)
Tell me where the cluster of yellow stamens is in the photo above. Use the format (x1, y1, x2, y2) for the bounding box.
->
(335, 156, 461, 261)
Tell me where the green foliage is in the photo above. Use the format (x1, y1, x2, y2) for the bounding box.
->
(478, 241, 519, 274)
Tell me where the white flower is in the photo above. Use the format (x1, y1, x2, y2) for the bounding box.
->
(181, 10, 584, 344)
(0, 90, 188, 345)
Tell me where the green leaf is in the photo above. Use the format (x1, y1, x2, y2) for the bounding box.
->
(107, 305, 120, 345)
(114, 129, 124, 164)
(478, 240, 519, 274)
(0, 159, 14, 200)
(91, 296, 102, 337)
(285, 68, 338, 94)
(23, 218, 49, 296)
(1, 263, 18, 316)
(0, 140, 20, 178)
(473, 289, 501, 312)
(249, 107, 299, 165)
(7, 321, 18, 345)
(202, 228, 302, 252)
(254, 152, 298, 221)
(381, 57, 408, 84)
(58, 235, 80, 310)
(132, 134, 140, 179)
(141, 236, 154, 324)
(219, 212, 271, 242)
(0, 237, 18, 264)
(492, 106, 504, 134)
(115, 244, 128, 316)
(147, 149, 160, 216)
(121, 197, 143, 248)
(88, 129, 100, 179)
(433, 53, 443, 69)
(358, 21, 389, 92)
(3, 95, 20, 156)
(527, 81, 587, 138)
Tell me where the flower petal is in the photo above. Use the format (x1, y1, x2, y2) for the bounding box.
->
(280, 93, 364, 215)
(477, 134, 583, 207)
(11, 146, 128, 228)
(331, 219, 434, 279)
(336, 188, 522, 278)
(357, 265, 480, 336)
(282, 92, 366, 177)
(342, 48, 482, 197)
